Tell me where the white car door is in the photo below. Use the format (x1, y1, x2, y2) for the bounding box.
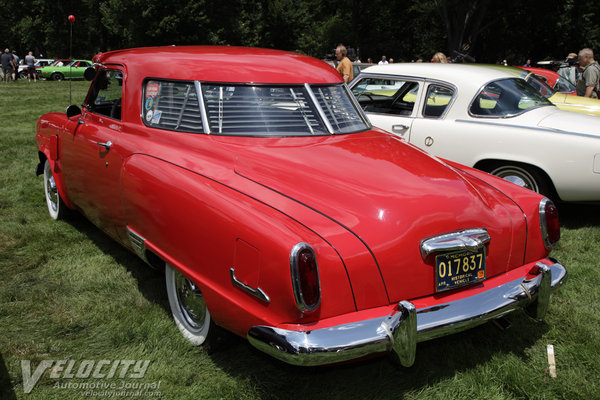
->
(350, 76, 424, 140)
(406, 82, 478, 164)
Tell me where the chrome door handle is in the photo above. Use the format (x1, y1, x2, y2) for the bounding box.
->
(96, 140, 112, 151)
(392, 124, 409, 134)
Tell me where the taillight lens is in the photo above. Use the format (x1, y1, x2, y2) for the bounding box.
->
(290, 243, 321, 312)
(539, 198, 560, 249)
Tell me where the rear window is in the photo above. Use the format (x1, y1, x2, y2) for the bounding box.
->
(142, 80, 369, 136)
(470, 78, 553, 117)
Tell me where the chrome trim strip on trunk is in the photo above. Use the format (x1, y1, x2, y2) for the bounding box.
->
(247, 261, 566, 367)
(229, 268, 270, 303)
(420, 228, 491, 259)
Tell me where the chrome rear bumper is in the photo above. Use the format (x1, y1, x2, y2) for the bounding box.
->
(247, 261, 566, 367)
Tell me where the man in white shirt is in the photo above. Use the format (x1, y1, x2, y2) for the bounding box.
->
(378, 56, 388, 65)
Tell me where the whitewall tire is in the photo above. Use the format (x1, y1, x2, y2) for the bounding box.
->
(43, 160, 67, 220)
(165, 263, 211, 346)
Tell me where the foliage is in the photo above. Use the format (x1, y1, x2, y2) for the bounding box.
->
(0, 0, 598, 63)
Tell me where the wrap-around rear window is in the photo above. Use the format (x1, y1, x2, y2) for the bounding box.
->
(142, 80, 369, 136)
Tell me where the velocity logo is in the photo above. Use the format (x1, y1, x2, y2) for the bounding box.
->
(21, 359, 151, 394)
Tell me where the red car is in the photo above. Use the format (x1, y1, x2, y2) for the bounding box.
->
(518, 66, 577, 95)
(36, 46, 566, 367)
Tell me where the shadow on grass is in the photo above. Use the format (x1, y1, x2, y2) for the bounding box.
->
(0, 352, 17, 400)
(64, 212, 170, 313)
(208, 311, 550, 399)
(558, 203, 600, 229)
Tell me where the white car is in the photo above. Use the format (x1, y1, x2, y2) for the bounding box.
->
(350, 63, 600, 202)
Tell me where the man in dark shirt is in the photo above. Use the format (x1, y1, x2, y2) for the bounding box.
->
(1, 48, 15, 82)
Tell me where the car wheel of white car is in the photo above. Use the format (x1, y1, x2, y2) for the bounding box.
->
(43, 160, 67, 220)
(165, 263, 212, 346)
(489, 164, 548, 194)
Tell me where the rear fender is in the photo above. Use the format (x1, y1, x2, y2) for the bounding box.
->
(120, 154, 356, 337)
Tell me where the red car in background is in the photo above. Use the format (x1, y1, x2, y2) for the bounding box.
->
(36, 46, 566, 367)
(518, 66, 577, 95)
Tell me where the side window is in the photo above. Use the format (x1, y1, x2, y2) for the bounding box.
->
(142, 80, 203, 133)
(352, 77, 420, 116)
(79, 61, 91, 68)
(422, 84, 454, 118)
(88, 69, 123, 120)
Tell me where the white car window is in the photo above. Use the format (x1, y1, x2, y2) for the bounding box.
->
(422, 84, 455, 118)
(352, 77, 420, 116)
(470, 78, 553, 118)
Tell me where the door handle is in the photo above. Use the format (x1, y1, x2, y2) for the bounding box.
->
(392, 124, 409, 134)
(96, 140, 112, 151)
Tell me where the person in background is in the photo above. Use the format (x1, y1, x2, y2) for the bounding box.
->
(1, 49, 14, 82)
(11, 50, 19, 80)
(25, 51, 36, 82)
(523, 59, 532, 67)
(367, 57, 373, 63)
(502, 59, 508, 66)
(378, 56, 388, 65)
(389, 58, 394, 63)
(431, 52, 448, 63)
(576, 48, 599, 98)
(558, 52, 579, 86)
(335, 44, 353, 84)
(415, 58, 423, 63)
(355, 57, 361, 64)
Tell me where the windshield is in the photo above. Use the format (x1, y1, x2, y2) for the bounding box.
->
(201, 84, 369, 136)
(470, 78, 553, 117)
(554, 76, 577, 93)
(525, 74, 555, 98)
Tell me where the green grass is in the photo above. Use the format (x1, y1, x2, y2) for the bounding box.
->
(1, 79, 599, 399)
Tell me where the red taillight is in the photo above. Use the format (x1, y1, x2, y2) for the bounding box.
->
(290, 243, 321, 312)
(540, 198, 560, 248)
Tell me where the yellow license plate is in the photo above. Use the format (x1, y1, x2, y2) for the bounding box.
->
(435, 248, 486, 292)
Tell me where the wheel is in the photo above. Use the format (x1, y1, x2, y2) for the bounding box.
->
(19, 70, 27, 79)
(51, 72, 64, 81)
(489, 164, 550, 195)
(43, 160, 67, 220)
(165, 263, 212, 345)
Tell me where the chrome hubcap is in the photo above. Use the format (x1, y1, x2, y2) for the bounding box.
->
(491, 167, 539, 193)
(174, 272, 207, 329)
(44, 163, 58, 211)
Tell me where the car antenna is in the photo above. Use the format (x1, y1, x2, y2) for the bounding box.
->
(68, 14, 75, 105)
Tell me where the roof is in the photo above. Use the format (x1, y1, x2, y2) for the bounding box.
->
(94, 46, 343, 85)
(359, 63, 521, 88)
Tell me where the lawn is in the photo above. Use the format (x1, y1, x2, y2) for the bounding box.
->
(0, 80, 599, 400)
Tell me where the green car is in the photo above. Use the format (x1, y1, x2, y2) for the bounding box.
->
(40, 59, 93, 81)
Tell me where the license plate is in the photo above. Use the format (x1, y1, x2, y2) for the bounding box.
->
(435, 248, 486, 292)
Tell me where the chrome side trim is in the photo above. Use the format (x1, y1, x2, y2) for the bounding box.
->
(455, 118, 600, 140)
(420, 228, 490, 259)
(290, 242, 321, 312)
(194, 81, 211, 134)
(126, 227, 148, 263)
(229, 268, 270, 303)
(304, 83, 334, 134)
(247, 261, 566, 367)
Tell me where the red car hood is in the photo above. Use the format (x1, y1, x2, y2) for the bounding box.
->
(229, 130, 525, 303)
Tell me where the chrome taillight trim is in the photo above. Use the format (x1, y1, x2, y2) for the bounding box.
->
(290, 242, 321, 312)
(539, 198, 558, 249)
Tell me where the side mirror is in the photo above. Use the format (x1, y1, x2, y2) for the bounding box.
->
(66, 105, 82, 118)
(84, 67, 96, 81)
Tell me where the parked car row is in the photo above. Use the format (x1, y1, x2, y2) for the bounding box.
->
(37, 46, 572, 368)
(16, 58, 93, 80)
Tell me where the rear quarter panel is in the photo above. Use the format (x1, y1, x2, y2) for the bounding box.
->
(120, 154, 356, 337)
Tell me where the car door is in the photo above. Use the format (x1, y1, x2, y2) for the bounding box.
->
(350, 75, 424, 140)
(60, 68, 126, 239)
(405, 82, 474, 163)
